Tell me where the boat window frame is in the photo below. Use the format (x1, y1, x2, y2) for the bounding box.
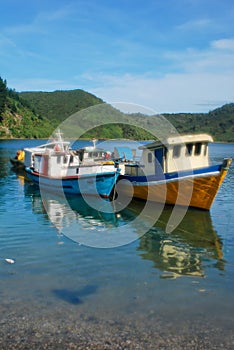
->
(203, 143, 208, 156)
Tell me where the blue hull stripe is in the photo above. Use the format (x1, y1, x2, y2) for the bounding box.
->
(120, 164, 222, 183)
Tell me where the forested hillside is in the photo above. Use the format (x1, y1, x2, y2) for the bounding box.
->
(19, 87, 234, 142)
(0, 77, 54, 138)
(19, 90, 103, 123)
(164, 103, 234, 142)
(0, 76, 234, 141)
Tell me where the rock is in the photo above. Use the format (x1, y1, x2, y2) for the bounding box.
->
(5, 258, 15, 264)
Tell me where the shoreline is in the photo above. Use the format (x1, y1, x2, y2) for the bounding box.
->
(0, 137, 234, 144)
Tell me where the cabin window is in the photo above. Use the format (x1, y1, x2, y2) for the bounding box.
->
(70, 155, 74, 164)
(186, 143, 193, 156)
(63, 156, 68, 164)
(194, 143, 202, 155)
(173, 145, 181, 158)
(57, 156, 61, 164)
(79, 152, 84, 162)
(148, 152, 153, 163)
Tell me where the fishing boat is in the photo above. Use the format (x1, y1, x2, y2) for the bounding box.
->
(24, 131, 120, 198)
(116, 134, 232, 210)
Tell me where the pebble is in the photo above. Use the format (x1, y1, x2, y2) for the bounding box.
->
(0, 303, 234, 350)
(5, 258, 15, 264)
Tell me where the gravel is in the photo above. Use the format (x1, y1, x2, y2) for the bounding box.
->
(1, 301, 234, 350)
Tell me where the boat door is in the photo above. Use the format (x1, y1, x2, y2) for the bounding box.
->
(154, 148, 164, 177)
(42, 154, 49, 175)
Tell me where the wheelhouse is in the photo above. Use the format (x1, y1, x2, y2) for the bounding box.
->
(124, 134, 213, 177)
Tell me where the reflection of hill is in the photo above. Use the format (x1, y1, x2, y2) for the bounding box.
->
(0, 149, 11, 178)
(127, 200, 224, 278)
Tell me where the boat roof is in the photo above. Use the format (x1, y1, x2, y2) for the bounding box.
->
(24, 140, 70, 152)
(38, 141, 70, 148)
(81, 146, 107, 153)
(140, 134, 213, 150)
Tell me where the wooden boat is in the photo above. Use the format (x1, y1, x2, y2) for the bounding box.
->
(116, 134, 232, 210)
(24, 131, 120, 198)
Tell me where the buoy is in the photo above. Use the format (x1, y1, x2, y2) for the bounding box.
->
(5, 258, 15, 264)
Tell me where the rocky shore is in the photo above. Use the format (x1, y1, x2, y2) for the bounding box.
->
(1, 302, 234, 350)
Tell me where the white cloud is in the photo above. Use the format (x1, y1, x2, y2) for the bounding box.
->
(8, 78, 78, 92)
(9, 65, 234, 114)
(0, 33, 16, 48)
(163, 37, 234, 73)
(4, 3, 75, 35)
(90, 71, 234, 113)
(176, 18, 212, 31)
(211, 38, 234, 51)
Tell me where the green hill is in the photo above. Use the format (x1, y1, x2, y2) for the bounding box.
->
(163, 103, 234, 142)
(0, 78, 54, 138)
(19, 87, 234, 142)
(19, 90, 104, 123)
(0, 76, 234, 141)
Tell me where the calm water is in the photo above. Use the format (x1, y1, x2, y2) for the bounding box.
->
(0, 139, 234, 348)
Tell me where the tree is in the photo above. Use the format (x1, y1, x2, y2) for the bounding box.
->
(0, 77, 7, 122)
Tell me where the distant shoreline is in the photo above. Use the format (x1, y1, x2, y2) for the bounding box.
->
(0, 137, 234, 144)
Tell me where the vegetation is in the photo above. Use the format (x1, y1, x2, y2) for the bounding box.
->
(0, 77, 7, 122)
(164, 104, 234, 142)
(0, 75, 233, 141)
(19, 90, 104, 124)
(0, 79, 55, 138)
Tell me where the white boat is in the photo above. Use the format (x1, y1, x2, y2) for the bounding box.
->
(116, 134, 232, 210)
(24, 131, 120, 198)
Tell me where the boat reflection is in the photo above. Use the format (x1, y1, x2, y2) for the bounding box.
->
(24, 184, 121, 224)
(128, 200, 225, 278)
(22, 175, 224, 276)
(23, 181, 128, 247)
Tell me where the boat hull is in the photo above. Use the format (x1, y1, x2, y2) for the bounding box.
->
(25, 168, 119, 198)
(118, 159, 232, 210)
(10, 158, 25, 170)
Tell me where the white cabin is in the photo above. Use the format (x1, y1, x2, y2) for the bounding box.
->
(124, 134, 213, 176)
(24, 144, 114, 178)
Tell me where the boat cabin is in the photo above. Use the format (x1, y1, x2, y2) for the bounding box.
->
(77, 147, 111, 163)
(24, 144, 113, 178)
(124, 134, 213, 177)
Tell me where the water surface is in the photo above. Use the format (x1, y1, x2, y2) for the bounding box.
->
(0, 140, 234, 349)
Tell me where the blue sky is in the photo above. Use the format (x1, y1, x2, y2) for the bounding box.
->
(0, 0, 234, 113)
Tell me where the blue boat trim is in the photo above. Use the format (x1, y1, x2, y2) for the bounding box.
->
(120, 163, 222, 183)
(25, 167, 119, 197)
